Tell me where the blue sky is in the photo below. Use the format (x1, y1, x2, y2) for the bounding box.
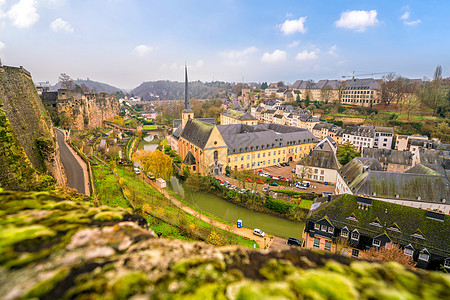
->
(0, 0, 449, 89)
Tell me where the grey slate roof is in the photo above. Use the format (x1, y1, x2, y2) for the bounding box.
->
(172, 125, 183, 139)
(350, 171, 449, 203)
(182, 150, 196, 165)
(418, 149, 450, 165)
(338, 157, 383, 188)
(216, 123, 317, 155)
(362, 148, 413, 165)
(297, 149, 340, 170)
(179, 119, 214, 149)
(344, 78, 380, 90)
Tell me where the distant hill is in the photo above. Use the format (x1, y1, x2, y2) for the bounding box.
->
(52, 79, 123, 93)
(131, 80, 235, 101)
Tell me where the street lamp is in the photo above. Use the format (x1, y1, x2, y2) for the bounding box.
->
(264, 237, 266, 249)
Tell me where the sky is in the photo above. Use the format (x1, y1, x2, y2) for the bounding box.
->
(0, 0, 449, 89)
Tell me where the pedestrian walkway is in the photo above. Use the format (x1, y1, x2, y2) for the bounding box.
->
(141, 174, 274, 249)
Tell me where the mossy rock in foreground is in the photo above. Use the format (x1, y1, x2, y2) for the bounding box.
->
(0, 189, 449, 299)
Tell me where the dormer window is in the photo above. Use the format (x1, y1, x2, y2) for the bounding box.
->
(411, 230, 425, 239)
(404, 244, 414, 257)
(346, 214, 358, 222)
(372, 239, 381, 247)
(369, 218, 382, 227)
(444, 259, 450, 269)
(314, 223, 320, 230)
(321, 225, 327, 232)
(327, 226, 334, 234)
(341, 228, 349, 238)
(387, 223, 401, 233)
(418, 250, 430, 262)
(351, 230, 360, 241)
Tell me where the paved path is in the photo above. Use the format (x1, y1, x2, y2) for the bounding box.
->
(141, 174, 274, 249)
(56, 129, 90, 196)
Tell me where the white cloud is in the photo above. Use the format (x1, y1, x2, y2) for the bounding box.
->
(50, 18, 73, 32)
(220, 46, 258, 59)
(261, 50, 287, 63)
(7, 0, 39, 29)
(404, 19, 421, 26)
(335, 10, 379, 32)
(133, 44, 152, 56)
(193, 60, 204, 68)
(401, 11, 409, 20)
(328, 45, 337, 56)
(280, 17, 307, 35)
(0, 41, 5, 52)
(288, 41, 299, 47)
(400, 9, 421, 26)
(295, 50, 318, 61)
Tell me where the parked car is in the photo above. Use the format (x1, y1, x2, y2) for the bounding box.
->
(269, 182, 278, 186)
(302, 181, 311, 187)
(295, 182, 307, 189)
(291, 168, 296, 173)
(118, 161, 124, 165)
(262, 187, 270, 192)
(246, 178, 252, 182)
(253, 228, 265, 237)
(276, 164, 282, 168)
(280, 162, 287, 167)
(256, 180, 264, 184)
(257, 170, 263, 173)
(285, 162, 290, 166)
(287, 237, 302, 247)
(133, 168, 140, 175)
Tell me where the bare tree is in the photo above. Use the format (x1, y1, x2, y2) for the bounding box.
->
(320, 85, 333, 103)
(380, 73, 398, 110)
(362, 242, 416, 268)
(59, 73, 74, 90)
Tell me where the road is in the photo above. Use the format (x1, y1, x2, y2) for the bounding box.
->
(56, 129, 86, 194)
(231, 93, 243, 110)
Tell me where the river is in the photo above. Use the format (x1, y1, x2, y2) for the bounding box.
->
(168, 177, 305, 240)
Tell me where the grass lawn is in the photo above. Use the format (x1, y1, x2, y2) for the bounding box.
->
(92, 164, 255, 247)
(298, 200, 313, 209)
(142, 125, 157, 130)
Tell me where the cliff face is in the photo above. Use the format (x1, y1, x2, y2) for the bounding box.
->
(43, 89, 120, 130)
(0, 66, 65, 188)
(0, 189, 448, 300)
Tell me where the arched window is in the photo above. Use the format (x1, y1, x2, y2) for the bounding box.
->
(214, 150, 218, 160)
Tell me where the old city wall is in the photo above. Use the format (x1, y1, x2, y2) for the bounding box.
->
(0, 66, 65, 187)
(56, 92, 120, 130)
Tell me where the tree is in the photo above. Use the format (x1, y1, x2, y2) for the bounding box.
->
(304, 94, 310, 108)
(297, 165, 312, 183)
(320, 85, 333, 103)
(132, 149, 173, 180)
(337, 142, 360, 166)
(59, 73, 74, 90)
(432, 121, 450, 143)
(417, 66, 448, 117)
(296, 94, 301, 105)
(277, 81, 285, 87)
(261, 82, 268, 90)
(362, 242, 416, 268)
(380, 73, 398, 110)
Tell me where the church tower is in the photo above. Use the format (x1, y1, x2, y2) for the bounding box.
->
(182, 65, 194, 129)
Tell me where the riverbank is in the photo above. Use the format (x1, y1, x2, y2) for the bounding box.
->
(142, 174, 272, 248)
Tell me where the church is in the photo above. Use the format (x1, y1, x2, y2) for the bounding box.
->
(170, 66, 317, 176)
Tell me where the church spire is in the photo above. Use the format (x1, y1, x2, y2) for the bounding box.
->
(184, 64, 191, 110)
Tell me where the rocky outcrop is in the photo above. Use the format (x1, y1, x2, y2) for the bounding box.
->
(0, 66, 65, 188)
(0, 189, 448, 299)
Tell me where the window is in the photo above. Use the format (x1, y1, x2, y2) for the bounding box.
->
(373, 239, 381, 247)
(325, 241, 332, 251)
(444, 260, 450, 269)
(234, 157, 237, 162)
(404, 248, 414, 257)
(313, 238, 320, 248)
(320, 176, 324, 181)
(341, 230, 349, 238)
(241, 164, 243, 169)
(257, 153, 260, 158)
(314, 175, 318, 180)
(321, 225, 327, 232)
(247, 155, 250, 160)
(327, 227, 334, 234)
(321, 170, 324, 175)
(352, 249, 359, 258)
(315, 169, 318, 174)
(351, 231, 359, 241)
(418, 253, 429, 262)
(241, 156, 244, 161)
(314, 223, 320, 230)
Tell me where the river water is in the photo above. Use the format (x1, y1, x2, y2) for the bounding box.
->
(168, 177, 305, 240)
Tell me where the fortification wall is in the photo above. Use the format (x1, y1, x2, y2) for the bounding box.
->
(0, 66, 65, 187)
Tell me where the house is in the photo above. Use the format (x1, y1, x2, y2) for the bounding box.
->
(303, 194, 450, 270)
(272, 111, 286, 125)
(264, 86, 278, 97)
(361, 148, 413, 172)
(140, 110, 157, 120)
(220, 109, 258, 125)
(342, 125, 394, 150)
(335, 157, 383, 195)
(395, 135, 428, 151)
(312, 122, 335, 140)
(297, 115, 320, 132)
(263, 109, 276, 123)
(296, 137, 340, 184)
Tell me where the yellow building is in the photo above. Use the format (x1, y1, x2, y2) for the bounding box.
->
(220, 109, 258, 125)
(178, 121, 317, 175)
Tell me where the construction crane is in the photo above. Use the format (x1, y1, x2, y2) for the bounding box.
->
(341, 71, 390, 80)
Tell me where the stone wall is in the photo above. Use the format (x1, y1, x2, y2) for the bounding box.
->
(53, 90, 120, 130)
(0, 66, 65, 187)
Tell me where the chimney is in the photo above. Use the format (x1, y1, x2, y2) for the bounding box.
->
(327, 195, 331, 202)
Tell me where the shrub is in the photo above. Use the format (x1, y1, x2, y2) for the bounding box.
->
(264, 197, 293, 214)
